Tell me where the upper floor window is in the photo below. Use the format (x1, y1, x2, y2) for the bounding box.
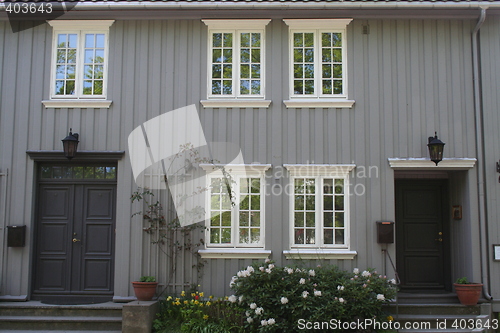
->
(283, 19, 354, 108)
(48, 20, 114, 100)
(202, 20, 271, 105)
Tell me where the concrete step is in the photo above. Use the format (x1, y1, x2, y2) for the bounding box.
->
(386, 303, 481, 315)
(0, 301, 123, 331)
(397, 292, 460, 304)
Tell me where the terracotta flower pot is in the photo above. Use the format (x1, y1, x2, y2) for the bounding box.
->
(454, 283, 483, 305)
(132, 281, 158, 301)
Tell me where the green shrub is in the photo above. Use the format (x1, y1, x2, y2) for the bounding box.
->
(229, 260, 398, 332)
(139, 276, 156, 282)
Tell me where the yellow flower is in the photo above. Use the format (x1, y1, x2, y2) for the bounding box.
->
(206, 301, 211, 306)
(184, 300, 188, 305)
(199, 292, 204, 297)
(181, 291, 186, 297)
(194, 300, 199, 305)
(387, 316, 394, 322)
(191, 293, 196, 297)
(209, 295, 214, 299)
(224, 296, 228, 300)
(175, 298, 180, 302)
(167, 296, 172, 301)
(203, 315, 209, 320)
(199, 303, 204, 307)
(171, 301, 175, 305)
(175, 301, 181, 305)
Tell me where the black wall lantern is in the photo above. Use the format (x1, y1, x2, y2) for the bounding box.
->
(62, 128, 79, 160)
(427, 132, 445, 166)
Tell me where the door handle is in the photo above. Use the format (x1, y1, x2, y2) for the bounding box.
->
(72, 238, 81, 243)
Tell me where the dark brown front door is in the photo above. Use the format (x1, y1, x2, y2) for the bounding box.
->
(33, 165, 116, 302)
(396, 179, 449, 290)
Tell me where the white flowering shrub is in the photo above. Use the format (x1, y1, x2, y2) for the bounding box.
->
(230, 261, 397, 332)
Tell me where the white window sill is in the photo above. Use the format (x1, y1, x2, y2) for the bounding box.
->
(42, 100, 113, 109)
(283, 99, 355, 109)
(200, 99, 272, 108)
(388, 158, 477, 170)
(199, 248, 271, 259)
(283, 249, 357, 260)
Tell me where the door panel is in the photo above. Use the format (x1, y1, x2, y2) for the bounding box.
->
(396, 180, 448, 290)
(34, 179, 116, 299)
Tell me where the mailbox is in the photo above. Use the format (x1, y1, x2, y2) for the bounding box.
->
(7, 225, 26, 247)
(376, 221, 394, 244)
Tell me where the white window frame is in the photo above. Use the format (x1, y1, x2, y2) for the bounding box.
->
(201, 19, 272, 109)
(283, 164, 357, 260)
(44, 20, 114, 108)
(283, 19, 355, 109)
(198, 164, 271, 259)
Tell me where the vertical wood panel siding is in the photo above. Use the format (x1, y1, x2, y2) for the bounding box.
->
(480, 17, 500, 301)
(0, 17, 480, 298)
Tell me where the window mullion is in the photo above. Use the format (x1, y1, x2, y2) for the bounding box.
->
(233, 177, 239, 246)
(317, 176, 322, 247)
(76, 31, 83, 97)
(234, 30, 240, 98)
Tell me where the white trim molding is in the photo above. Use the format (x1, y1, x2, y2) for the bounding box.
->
(48, 20, 115, 30)
(42, 100, 113, 109)
(200, 163, 272, 175)
(283, 19, 353, 30)
(388, 158, 477, 170)
(201, 100, 272, 108)
(198, 248, 271, 259)
(283, 249, 357, 260)
(284, 164, 356, 177)
(202, 19, 271, 30)
(283, 99, 355, 109)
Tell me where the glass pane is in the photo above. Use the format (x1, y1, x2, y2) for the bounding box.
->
(223, 33, 232, 47)
(294, 49, 303, 63)
(68, 34, 77, 48)
(250, 228, 260, 243)
(53, 166, 62, 179)
(250, 212, 260, 226)
(212, 80, 221, 94)
(322, 64, 332, 78)
(294, 80, 303, 95)
(306, 179, 315, 194)
(295, 229, 304, 244)
(324, 230, 334, 244)
(304, 64, 314, 78)
(304, 33, 314, 47)
(223, 80, 232, 94)
(85, 49, 94, 63)
(241, 49, 250, 63)
(239, 229, 249, 243)
(333, 49, 342, 62)
(322, 32, 331, 47)
(324, 179, 333, 194)
(335, 196, 344, 210)
(221, 211, 231, 226)
(332, 33, 342, 47)
(294, 33, 303, 47)
(84, 167, 95, 179)
(95, 34, 105, 48)
(322, 48, 332, 62)
(211, 195, 220, 209)
(73, 167, 83, 179)
(295, 195, 304, 210)
(239, 212, 249, 226)
(212, 64, 222, 78)
(306, 212, 315, 227)
(83, 81, 92, 95)
(56, 50, 66, 64)
(211, 178, 221, 192)
(250, 195, 260, 210)
(105, 167, 116, 179)
(324, 195, 333, 210)
(251, 33, 261, 47)
(95, 65, 103, 78)
(223, 65, 232, 78)
(324, 212, 333, 227)
(335, 179, 344, 194)
(251, 64, 260, 78)
(221, 194, 231, 210)
(305, 80, 314, 94)
(251, 179, 260, 193)
(251, 49, 260, 63)
(295, 212, 304, 228)
(240, 80, 250, 95)
(210, 215, 220, 226)
(306, 229, 315, 244)
(55, 81, 64, 95)
(84, 65, 93, 79)
(213, 33, 222, 47)
(65, 81, 75, 95)
(240, 178, 249, 193)
(304, 48, 314, 63)
(335, 212, 345, 227)
(335, 229, 345, 244)
(241, 65, 250, 79)
(294, 64, 303, 79)
(221, 228, 231, 243)
(56, 65, 65, 79)
(57, 34, 67, 47)
(210, 228, 220, 243)
(295, 179, 304, 193)
(41, 166, 51, 178)
(95, 167, 105, 179)
(240, 33, 250, 47)
(85, 34, 95, 48)
(323, 80, 332, 95)
(94, 81, 103, 95)
(223, 49, 232, 62)
(251, 80, 260, 95)
(240, 195, 249, 210)
(334, 80, 343, 94)
(333, 65, 342, 78)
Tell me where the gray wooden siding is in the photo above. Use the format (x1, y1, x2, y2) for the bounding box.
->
(0, 17, 485, 298)
(479, 16, 500, 307)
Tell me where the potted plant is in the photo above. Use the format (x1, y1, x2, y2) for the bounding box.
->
(454, 277, 483, 305)
(132, 276, 158, 301)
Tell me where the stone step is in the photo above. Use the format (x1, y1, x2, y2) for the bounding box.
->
(0, 301, 123, 331)
(386, 303, 481, 315)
